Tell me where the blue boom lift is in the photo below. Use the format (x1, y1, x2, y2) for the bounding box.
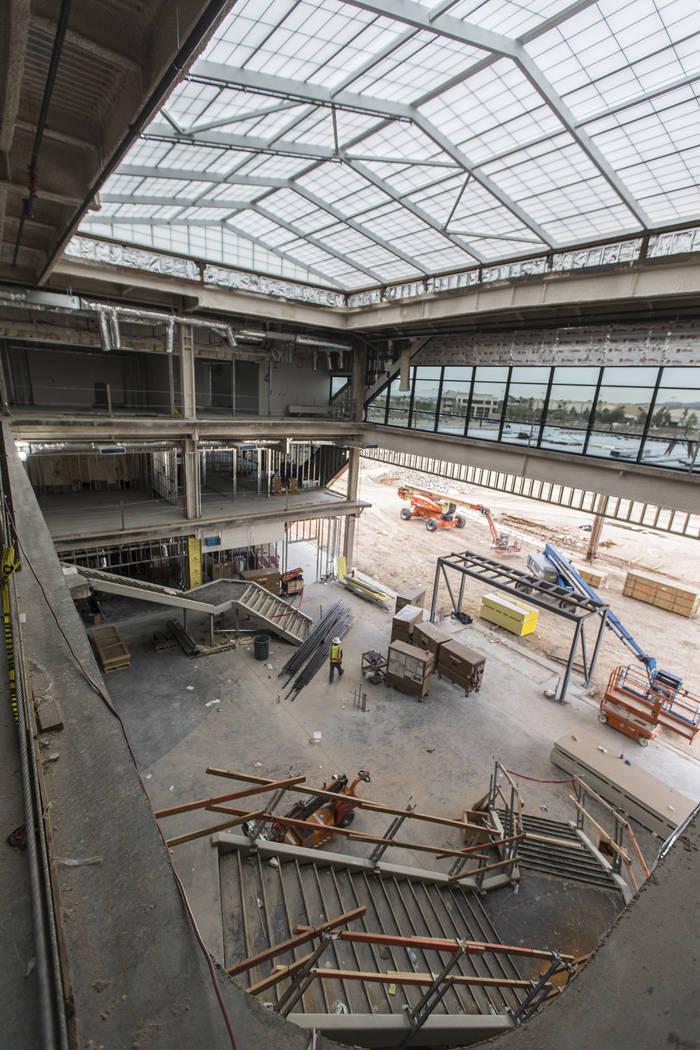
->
(531, 544, 683, 693)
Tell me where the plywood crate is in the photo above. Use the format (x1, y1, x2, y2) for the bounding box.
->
(395, 587, 427, 613)
(479, 592, 538, 636)
(437, 640, 485, 694)
(91, 625, 131, 671)
(572, 564, 608, 589)
(623, 570, 699, 618)
(387, 640, 434, 698)
(413, 621, 452, 657)
(390, 604, 424, 643)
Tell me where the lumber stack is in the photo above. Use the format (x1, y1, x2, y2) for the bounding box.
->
(623, 570, 699, 618)
(437, 639, 485, 695)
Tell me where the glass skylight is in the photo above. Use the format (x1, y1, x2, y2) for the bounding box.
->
(80, 0, 700, 290)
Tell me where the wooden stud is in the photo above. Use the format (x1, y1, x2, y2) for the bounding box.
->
(165, 811, 264, 847)
(225, 906, 366, 977)
(293, 926, 574, 962)
(206, 767, 491, 834)
(154, 775, 306, 819)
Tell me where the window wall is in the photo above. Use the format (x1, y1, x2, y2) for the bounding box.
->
(365, 364, 700, 473)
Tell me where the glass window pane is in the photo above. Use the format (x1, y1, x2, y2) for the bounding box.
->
(510, 366, 549, 382)
(466, 382, 506, 440)
(386, 377, 411, 427)
(540, 384, 596, 453)
(411, 377, 439, 430)
(553, 366, 600, 384)
(641, 387, 700, 469)
(502, 381, 548, 445)
(474, 366, 509, 382)
(659, 368, 700, 389)
(438, 379, 470, 435)
(601, 366, 658, 387)
(594, 387, 652, 432)
(365, 388, 387, 424)
(442, 366, 473, 384)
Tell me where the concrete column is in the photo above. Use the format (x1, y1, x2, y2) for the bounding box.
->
(180, 324, 196, 418)
(343, 446, 361, 563)
(351, 343, 367, 422)
(586, 493, 607, 561)
(183, 438, 201, 519)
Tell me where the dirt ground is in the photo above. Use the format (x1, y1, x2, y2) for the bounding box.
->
(341, 460, 700, 754)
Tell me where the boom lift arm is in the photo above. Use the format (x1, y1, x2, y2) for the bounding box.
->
(540, 544, 682, 691)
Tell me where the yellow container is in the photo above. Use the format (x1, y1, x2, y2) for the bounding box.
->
(480, 592, 538, 636)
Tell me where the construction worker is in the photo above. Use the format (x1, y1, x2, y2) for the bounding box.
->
(329, 636, 344, 683)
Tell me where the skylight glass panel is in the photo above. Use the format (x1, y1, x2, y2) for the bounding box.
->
(123, 139, 172, 168)
(199, 0, 299, 68)
(310, 18, 408, 90)
(150, 143, 225, 170)
(166, 81, 220, 126)
(348, 32, 485, 103)
(526, 0, 700, 123)
(235, 153, 311, 179)
(418, 59, 564, 164)
(449, 0, 572, 37)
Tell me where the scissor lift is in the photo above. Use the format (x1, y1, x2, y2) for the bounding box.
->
(600, 665, 700, 746)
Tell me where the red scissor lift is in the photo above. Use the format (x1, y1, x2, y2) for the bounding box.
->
(600, 665, 700, 747)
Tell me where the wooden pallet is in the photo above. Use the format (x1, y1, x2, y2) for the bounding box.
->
(152, 630, 177, 652)
(91, 624, 131, 671)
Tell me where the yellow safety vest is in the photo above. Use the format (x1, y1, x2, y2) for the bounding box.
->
(330, 644, 342, 662)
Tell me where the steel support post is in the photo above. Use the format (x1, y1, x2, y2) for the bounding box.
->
(429, 559, 442, 623)
(557, 618, 582, 703)
(246, 786, 288, 842)
(586, 608, 609, 686)
(370, 805, 415, 865)
(276, 935, 335, 1017)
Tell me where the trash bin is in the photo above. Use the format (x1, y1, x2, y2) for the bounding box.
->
(253, 634, 270, 661)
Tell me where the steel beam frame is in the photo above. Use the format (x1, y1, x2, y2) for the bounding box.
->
(430, 550, 609, 703)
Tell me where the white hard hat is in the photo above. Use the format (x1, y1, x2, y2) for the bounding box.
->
(332, 636, 341, 645)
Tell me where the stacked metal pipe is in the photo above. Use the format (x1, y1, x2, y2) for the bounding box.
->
(280, 601, 353, 701)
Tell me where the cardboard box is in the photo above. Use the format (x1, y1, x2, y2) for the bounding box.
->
(479, 592, 538, 636)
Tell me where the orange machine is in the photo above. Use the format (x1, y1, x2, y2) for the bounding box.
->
(398, 485, 520, 550)
(267, 770, 371, 849)
(599, 665, 700, 747)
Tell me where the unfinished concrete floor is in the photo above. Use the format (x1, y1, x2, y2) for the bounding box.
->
(90, 569, 700, 1002)
(38, 484, 351, 544)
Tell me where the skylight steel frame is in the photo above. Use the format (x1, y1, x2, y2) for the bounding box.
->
(79, 0, 700, 287)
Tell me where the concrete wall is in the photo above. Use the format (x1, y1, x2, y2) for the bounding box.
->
(265, 360, 330, 416)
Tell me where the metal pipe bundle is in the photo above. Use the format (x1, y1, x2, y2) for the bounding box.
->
(281, 602, 353, 700)
(280, 601, 345, 681)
